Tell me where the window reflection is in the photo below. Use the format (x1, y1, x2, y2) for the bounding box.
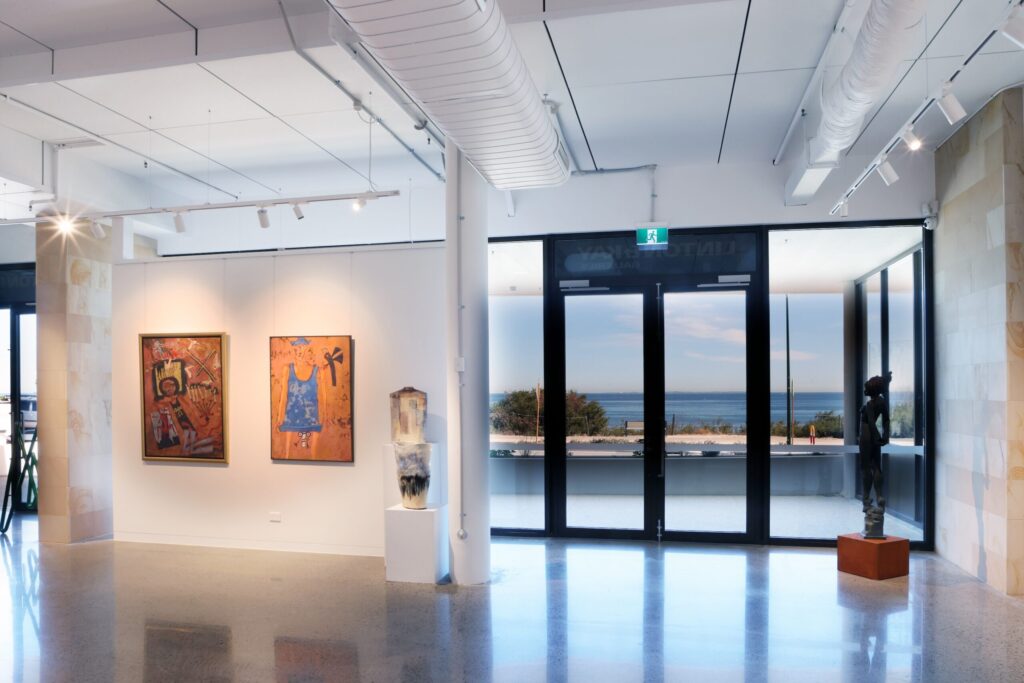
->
(489, 241, 545, 530)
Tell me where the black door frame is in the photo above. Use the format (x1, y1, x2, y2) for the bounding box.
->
(493, 219, 933, 551)
(545, 226, 766, 543)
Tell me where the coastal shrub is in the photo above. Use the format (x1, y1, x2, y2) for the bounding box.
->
(891, 401, 914, 438)
(490, 388, 609, 437)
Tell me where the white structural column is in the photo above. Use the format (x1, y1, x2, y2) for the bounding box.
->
(445, 140, 491, 585)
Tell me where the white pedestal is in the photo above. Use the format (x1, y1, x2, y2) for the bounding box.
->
(385, 504, 450, 584)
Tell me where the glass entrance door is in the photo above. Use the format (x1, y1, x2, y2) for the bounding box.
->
(662, 290, 748, 534)
(558, 285, 753, 540)
(563, 292, 646, 531)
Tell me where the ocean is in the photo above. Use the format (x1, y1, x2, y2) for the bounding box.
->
(490, 391, 855, 427)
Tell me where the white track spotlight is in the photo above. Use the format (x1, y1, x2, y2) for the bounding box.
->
(1002, 8, 1024, 49)
(352, 197, 366, 213)
(111, 216, 124, 232)
(936, 84, 967, 125)
(292, 204, 304, 220)
(877, 160, 900, 186)
(173, 212, 187, 233)
(901, 126, 923, 151)
(257, 207, 270, 229)
(839, 201, 849, 218)
(87, 219, 106, 239)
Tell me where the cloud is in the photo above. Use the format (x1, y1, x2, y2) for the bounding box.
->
(770, 349, 818, 361)
(685, 351, 745, 364)
(668, 317, 746, 345)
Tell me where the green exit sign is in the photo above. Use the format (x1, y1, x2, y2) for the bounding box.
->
(637, 226, 668, 250)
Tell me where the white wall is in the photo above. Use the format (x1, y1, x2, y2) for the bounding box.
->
(489, 154, 936, 236)
(112, 244, 447, 555)
(0, 224, 34, 263)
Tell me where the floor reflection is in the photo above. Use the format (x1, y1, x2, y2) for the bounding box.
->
(1, 514, 1023, 682)
(145, 621, 233, 683)
(274, 637, 357, 683)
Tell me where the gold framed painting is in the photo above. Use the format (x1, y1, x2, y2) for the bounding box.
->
(139, 333, 227, 463)
(270, 336, 353, 462)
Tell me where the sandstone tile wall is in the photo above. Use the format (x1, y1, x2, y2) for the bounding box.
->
(935, 88, 1024, 594)
(36, 221, 113, 543)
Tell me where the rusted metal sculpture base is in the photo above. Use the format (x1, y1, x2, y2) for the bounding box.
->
(838, 533, 909, 580)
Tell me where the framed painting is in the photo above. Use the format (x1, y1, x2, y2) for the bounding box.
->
(139, 333, 227, 463)
(270, 336, 354, 462)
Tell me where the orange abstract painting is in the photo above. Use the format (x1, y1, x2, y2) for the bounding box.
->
(270, 336, 353, 462)
(139, 334, 227, 462)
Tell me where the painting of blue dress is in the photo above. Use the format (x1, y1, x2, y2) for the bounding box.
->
(271, 335, 353, 462)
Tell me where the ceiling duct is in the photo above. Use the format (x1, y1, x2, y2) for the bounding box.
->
(328, 0, 570, 190)
(785, 0, 925, 206)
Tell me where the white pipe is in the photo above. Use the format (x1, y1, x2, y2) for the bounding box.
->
(813, 0, 925, 161)
(773, 0, 859, 166)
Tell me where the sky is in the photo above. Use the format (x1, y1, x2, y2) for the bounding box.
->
(489, 290, 847, 394)
(0, 310, 36, 399)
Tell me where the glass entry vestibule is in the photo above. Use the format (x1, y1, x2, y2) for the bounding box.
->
(488, 224, 933, 549)
(551, 230, 764, 542)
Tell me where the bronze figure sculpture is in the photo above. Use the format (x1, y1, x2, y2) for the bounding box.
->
(859, 371, 892, 538)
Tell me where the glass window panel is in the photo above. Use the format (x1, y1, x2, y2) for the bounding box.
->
(663, 291, 746, 533)
(767, 226, 924, 541)
(0, 309, 9, 478)
(883, 254, 924, 538)
(564, 294, 644, 530)
(887, 255, 916, 443)
(489, 242, 544, 530)
(866, 273, 883, 380)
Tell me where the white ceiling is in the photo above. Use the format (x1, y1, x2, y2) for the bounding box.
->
(0, 0, 1019, 206)
(769, 226, 923, 293)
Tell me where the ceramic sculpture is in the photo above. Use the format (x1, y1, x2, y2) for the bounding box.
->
(390, 387, 431, 509)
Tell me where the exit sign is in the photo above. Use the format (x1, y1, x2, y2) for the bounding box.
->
(637, 226, 668, 250)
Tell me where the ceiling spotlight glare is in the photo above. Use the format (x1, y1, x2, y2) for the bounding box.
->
(292, 204, 304, 220)
(257, 207, 270, 229)
(57, 217, 74, 234)
(901, 126, 923, 151)
(87, 219, 106, 239)
(352, 197, 366, 213)
(839, 201, 849, 218)
(877, 160, 900, 187)
(1002, 9, 1024, 50)
(937, 87, 967, 126)
(173, 212, 187, 234)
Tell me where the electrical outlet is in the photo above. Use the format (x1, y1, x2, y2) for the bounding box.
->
(269, 511, 282, 523)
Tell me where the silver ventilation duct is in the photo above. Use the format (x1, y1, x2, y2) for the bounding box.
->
(812, 0, 926, 162)
(785, 0, 925, 206)
(329, 0, 570, 190)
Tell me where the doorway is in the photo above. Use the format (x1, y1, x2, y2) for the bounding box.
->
(546, 229, 765, 542)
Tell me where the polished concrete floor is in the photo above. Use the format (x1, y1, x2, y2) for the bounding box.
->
(2, 515, 1024, 681)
